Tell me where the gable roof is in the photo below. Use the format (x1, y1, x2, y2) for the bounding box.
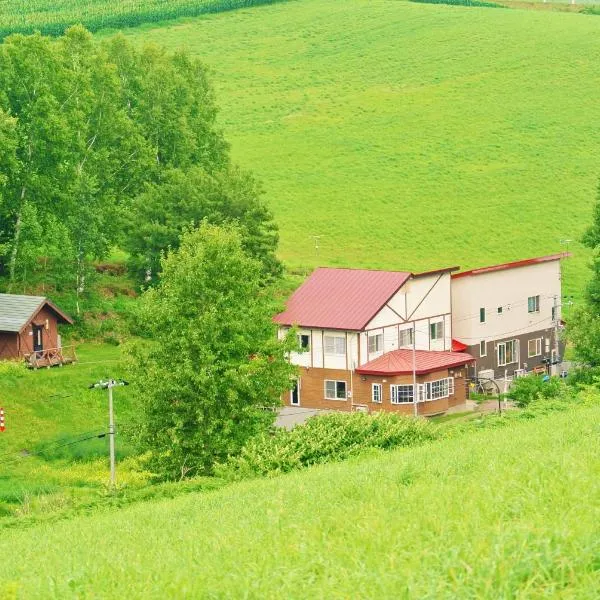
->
(452, 253, 569, 280)
(0, 294, 73, 333)
(274, 268, 412, 331)
(356, 349, 475, 376)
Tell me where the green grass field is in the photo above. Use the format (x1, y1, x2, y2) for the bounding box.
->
(110, 0, 600, 299)
(0, 0, 290, 38)
(1, 404, 598, 598)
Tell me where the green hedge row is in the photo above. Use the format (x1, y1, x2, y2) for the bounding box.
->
(410, 0, 506, 8)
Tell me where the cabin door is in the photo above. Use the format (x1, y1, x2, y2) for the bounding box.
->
(291, 379, 300, 406)
(33, 325, 44, 353)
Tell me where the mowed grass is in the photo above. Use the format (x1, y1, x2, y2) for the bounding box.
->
(115, 0, 600, 298)
(0, 405, 598, 598)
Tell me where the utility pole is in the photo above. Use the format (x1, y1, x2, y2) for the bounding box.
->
(310, 235, 324, 257)
(412, 322, 418, 417)
(552, 295, 560, 375)
(89, 379, 129, 487)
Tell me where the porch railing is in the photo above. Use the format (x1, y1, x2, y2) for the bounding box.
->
(25, 344, 77, 369)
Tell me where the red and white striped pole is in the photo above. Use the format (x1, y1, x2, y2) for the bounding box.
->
(0, 408, 5, 432)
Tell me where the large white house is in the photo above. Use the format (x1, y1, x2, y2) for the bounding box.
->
(274, 253, 568, 415)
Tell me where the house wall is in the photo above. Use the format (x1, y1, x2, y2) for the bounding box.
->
(287, 365, 469, 416)
(464, 326, 562, 379)
(452, 261, 561, 345)
(0, 332, 19, 360)
(17, 306, 60, 356)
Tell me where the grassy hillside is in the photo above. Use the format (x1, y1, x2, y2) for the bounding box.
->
(1, 404, 599, 597)
(114, 0, 600, 299)
(0, 0, 290, 38)
(0, 344, 140, 516)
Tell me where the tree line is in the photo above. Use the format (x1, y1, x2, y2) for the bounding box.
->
(0, 26, 280, 310)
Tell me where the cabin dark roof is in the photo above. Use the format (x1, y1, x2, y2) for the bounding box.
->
(0, 294, 73, 333)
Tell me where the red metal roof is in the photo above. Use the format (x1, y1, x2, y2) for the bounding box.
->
(274, 268, 411, 331)
(452, 253, 570, 279)
(356, 349, 475, 376)
(451, 339, 468, 352)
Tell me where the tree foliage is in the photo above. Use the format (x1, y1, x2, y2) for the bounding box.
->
(0, 26, 280, 304)
(129, 222, 296, 480)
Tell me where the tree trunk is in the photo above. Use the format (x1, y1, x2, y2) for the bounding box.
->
(7, 186, 26, 292)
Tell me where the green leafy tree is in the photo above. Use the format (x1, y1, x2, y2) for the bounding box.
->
(124, 166, 281, 281)
(569, 182, 600, 365)
(129, 222, 297, 480)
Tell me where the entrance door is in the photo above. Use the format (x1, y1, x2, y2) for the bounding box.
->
(291, 380, 300, 406)
(33, 325, 44, 353)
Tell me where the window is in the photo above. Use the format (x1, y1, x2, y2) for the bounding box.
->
(324, 380, 347, 400)
(480, 340, 487, 358)
(479, 308, 486, 323)
(552, 305, 557, 322)
(391, 384, 414, 404)
(399, 327, 414, 348)
(528, 295, 540, 313)
(498, 340, 518, 366)
(528, 338, 542, 358)
(423, 377, 454, 400)
(368, 333, 383, 354)
(497, 306, 503, 315)
(324, 335, 346, 355)
(430, 320, 444, 341)
(372, 383, 382, 403)
(298, 334, 310, 350)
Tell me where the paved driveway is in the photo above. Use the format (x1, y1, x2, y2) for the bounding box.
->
(275, 406, 326, 429)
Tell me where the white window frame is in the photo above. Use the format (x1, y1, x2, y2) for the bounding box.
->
(399, 327, 414, 348)
(390, 384, 414, 404)
(297, 333, 310, 350)
(528, 295, 540, 314)
(324, 335, 346, 356)
(423, 377, 454, 401)
(480, 340, 487, 358)
(372, 383, 382, 404)
(497, 340, 518, 367)
(430, 320, 444, 341)
(528, 338, 542, 358)
(479, 307, 486, 323)
(368, 333, 383, 354)
(324, 379, 347, 400)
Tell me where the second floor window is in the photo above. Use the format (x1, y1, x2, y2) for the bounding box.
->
(298, 334, 310, 350)
(480, 307, 486, 323)
(368, 333, 383, 354)
(399, 327, 414, 348)
(430, 320, 444, 341)
(324, 335, 346, 355)
(528, 295, 540, 313)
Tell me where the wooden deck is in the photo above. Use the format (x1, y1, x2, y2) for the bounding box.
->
(25, 345, 77, 369)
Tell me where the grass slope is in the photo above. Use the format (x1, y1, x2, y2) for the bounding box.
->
(0, 344, 138, 516)
(117, 0, 600, 298)
(1, 405, 599, 598)
(0, 0, 290, 38)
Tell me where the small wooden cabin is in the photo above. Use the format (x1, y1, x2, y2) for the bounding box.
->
(0, 294, 74, 367)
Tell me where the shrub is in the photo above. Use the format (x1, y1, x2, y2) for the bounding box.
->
(0, 360, 27, 378)
(508, 374, 563, 408)
(217, 412, 439, 480)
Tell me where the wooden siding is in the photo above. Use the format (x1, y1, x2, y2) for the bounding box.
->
(286, 366, 468, 416)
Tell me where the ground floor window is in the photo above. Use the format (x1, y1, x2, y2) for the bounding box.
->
(391, 384, 414, 404)
(324, 380, 347, 400)
(423, 377, 454, 401)
(480, 340, 487, 357)
(372, 383, 382, 403)
(528, 338, 542, 358)
(498, 339, 518, 367)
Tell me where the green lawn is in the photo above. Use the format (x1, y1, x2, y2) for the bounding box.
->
(0, 344, 140, 517)
(113, 0, 600, 299)
(1, 404, 598, 598)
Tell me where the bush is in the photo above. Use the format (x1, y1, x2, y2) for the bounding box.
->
(216, 412, 439, 480)
(0, 360, 27, 378)
(508, 375, 563, 408)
